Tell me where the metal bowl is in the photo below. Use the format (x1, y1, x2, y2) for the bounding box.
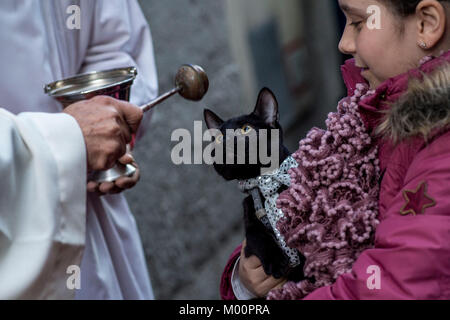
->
(44, 67, 137, 108)
(44, 67, 138, 183)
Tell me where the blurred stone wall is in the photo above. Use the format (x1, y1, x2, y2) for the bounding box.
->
(127, 0, 245, 300)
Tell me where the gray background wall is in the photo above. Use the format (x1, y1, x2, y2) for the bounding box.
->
(126, 0, 344, 299)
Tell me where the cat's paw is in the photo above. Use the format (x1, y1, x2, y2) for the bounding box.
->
(245, 224, 293, 279)
(260, 249, 291, 279)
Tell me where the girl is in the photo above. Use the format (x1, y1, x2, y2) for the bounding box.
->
(221, 0, 450, 300)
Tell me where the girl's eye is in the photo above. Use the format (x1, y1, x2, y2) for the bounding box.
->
(215, 133, 223, 144)
(241, 124, 253, 135)
(350, 21, 363, 29)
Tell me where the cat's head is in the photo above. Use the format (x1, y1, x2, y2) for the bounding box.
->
(204, 88, 288, 181)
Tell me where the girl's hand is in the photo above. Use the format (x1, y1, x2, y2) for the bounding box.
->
(238, 239, 287, 298)
(87, 153, 140, 195)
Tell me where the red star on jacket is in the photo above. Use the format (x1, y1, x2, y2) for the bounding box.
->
(400, 181, 436, 216)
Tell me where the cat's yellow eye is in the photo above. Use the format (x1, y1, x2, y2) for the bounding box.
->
(241, 124, 253, 135)
(215, 133, 224, 144)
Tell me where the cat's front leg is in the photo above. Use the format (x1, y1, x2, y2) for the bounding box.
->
(243, 196, 291, 279)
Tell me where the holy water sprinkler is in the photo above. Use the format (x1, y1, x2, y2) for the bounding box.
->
(44, 64, 209, 183)
(140, 64, 209, 112)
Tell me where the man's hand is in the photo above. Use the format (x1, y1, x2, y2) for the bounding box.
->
(63, 96, 143, 172)
(87, 152, 141, 195)
(238, 239, 287, 298)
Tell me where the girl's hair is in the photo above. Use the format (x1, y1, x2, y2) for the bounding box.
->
(378, 0, 449, 36)
(379, 0, 449, 17)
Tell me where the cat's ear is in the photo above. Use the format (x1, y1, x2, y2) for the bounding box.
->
(253, 88, 279, 127)
(204, 109, 224, 129)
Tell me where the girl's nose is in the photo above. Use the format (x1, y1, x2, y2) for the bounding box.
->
(338, 28, 356, 55)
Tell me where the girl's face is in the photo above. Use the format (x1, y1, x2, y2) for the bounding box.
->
(338, 0, 423, 89)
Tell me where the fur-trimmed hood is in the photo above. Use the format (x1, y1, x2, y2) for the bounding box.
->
(342, 50, 450, 143)
(378, 62, 450, 142)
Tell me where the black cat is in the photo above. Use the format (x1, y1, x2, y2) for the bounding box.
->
(204, 88, 304, 281)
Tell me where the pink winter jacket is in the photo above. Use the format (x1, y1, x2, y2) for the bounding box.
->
(220, 50, 450, 300)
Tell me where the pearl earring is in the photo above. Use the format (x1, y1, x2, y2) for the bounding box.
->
(419, 41, 428, 49)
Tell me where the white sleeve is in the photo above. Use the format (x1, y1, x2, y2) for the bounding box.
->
(0, 109, 87, 299)
(231, 257, 258, 300)
(79, 0, 158, 140)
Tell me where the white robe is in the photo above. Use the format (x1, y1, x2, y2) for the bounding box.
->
(0, 109, 86, 299)
(0, 0, 158, 299)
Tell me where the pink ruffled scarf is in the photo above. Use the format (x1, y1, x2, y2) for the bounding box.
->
(268, 83, 381, 299)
